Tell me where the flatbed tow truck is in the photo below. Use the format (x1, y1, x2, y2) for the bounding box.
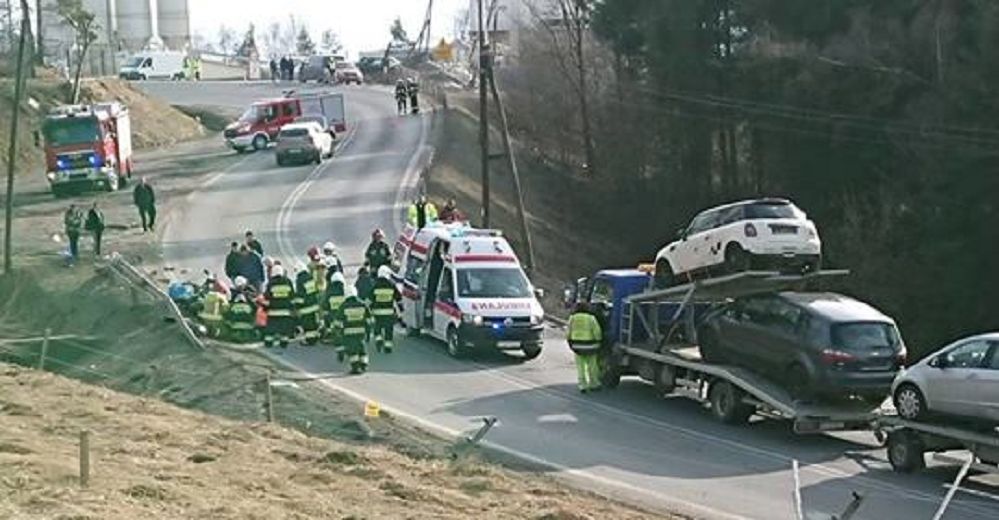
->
(568, 268, 999, 477)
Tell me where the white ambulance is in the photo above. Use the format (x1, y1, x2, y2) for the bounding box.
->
(394, 222, 545, 360)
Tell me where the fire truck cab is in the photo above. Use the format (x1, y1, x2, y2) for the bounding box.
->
(42, 103, 133, 196)
(395, 223, 545, 360)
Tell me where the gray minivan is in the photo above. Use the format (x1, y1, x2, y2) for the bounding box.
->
(698, 292, 906, 402)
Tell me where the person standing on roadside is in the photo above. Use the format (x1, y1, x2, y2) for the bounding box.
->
(245, 230, 263, 256)
(133, 177, 156, 232)
(567, 302, 604, 393)
(237, 245, 265, 292)
(84, 202, 105, 257)
(64, 204, 83, 263)
(269, 58, 278, 83)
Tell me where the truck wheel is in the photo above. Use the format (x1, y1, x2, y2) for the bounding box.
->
(600, 352, 622, 389)
(709, 381, 753, 425)
(654, 364, 677, 395)
(252, 135, 268, 151)
(887, 430, 926, 473)
(446, 328, 465, 359)
(521, 344, 542, 361)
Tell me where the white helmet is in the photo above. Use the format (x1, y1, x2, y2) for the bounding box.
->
(345, 285, 358, 298)
(322, 241, 336, 254)
(271, 265, 286, 278)
(330, 272, 346, 285)
(234, 276, 247, 288)
(377, 265, 394, 280)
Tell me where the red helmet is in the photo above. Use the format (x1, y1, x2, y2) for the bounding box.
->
(307, 245, 320, 260)
(372, 229, 385, 240)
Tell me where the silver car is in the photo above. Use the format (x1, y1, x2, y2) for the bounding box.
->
(892, 332, 999, 423)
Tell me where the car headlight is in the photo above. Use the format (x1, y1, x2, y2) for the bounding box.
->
(530, 314, 544, 326)
(46, 172, 56, 181)
(462, 313, 484, 326)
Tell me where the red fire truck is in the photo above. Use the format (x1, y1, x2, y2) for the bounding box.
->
(42, 103, 133, 196)
(223, 91, 346, 153)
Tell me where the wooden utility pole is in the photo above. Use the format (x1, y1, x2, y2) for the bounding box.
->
(477, 0, 490, 227)
(35, 0, 42, 61)
(3, 0, 30, 275)
(486, 45, 534, 271)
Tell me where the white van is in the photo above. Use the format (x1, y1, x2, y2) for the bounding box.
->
(119, 51, 186, 80)
(394, 222, 545, 360)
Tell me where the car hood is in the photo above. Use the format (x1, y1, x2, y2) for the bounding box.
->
(459, 298, 542, 317)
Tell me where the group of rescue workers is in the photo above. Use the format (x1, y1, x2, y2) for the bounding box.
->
(394, 78, 421, 116)
(186, 195, 485, 377)
(194, 229, 400, 375)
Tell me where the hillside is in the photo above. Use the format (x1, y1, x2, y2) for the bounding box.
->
(0, 361, 662, 520)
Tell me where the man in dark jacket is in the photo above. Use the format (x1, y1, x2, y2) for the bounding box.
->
(84, 202, 105, 256)
(237, 245, 265, 292)
(133, 177, 156, 232)
(245, 230, 264, 256)
(364, 229, 392, 273)
(224, 242, 240, 280)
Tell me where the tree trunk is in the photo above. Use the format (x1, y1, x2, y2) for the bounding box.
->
(72, 46, 89, 104)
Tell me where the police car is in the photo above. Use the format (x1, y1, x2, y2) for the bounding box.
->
(394, 222, 545, 360)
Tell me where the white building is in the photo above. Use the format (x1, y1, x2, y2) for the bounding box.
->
(41, 0, 191, 55)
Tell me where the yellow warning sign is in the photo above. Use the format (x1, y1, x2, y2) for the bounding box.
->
(364, 401, 381, 418)
(432, 38, 454, 62)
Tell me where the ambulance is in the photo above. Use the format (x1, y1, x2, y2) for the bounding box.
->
(394, 222, 545, 360)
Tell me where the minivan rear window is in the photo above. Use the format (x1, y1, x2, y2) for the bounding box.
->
(832, 322, 900, 351)
(744, 202, 801, 219)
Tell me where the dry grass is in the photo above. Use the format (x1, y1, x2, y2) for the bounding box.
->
(0, 363, 665, 520)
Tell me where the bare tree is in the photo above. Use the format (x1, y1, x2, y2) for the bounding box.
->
(217, 24, 238, 56)
(56, 0, 98, 103)
(526, 0, 597, 174)
(320, 29, 342, 55)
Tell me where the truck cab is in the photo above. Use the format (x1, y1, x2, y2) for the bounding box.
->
(224, 92, 346, 153)
(396, 223, 545, 360)
(565, 269, 654, 345)
(42, 103, 133, 196)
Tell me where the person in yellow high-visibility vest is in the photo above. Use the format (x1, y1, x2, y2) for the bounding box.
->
(198, 275, 229, 338)
(567, 302, 604, 393)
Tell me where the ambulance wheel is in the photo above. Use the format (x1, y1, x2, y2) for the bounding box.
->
(887, 429, 926, 473)
(252, 134, 268, 151)
(407, 325, 421, 337)
(446, 328, 465, 359)
(521, 344, 542, 361)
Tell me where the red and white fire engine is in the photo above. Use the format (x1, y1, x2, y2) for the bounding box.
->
(42, 103, 133, 196)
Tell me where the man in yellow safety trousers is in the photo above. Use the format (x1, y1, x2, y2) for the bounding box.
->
(294, 263, 322, 345)
(370, 265, 400, 353)
(567, 302, 603, 393)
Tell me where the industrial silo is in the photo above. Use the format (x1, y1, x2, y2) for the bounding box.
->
(157, 0, 191, 51)
(114, 0, 154, 51)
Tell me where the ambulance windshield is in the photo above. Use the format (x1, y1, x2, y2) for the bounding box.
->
(457, 268, 531, 299)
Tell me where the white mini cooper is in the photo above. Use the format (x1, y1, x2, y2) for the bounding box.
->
(654, 198, 822, 287)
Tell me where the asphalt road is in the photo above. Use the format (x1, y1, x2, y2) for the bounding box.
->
(145, 81, 999, 520)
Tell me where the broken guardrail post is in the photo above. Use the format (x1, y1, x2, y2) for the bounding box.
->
(38, 328, 50, 370)
(79, 430, 91, 487)
(451, 416, 499, 460)
(832, 492, 865, 520)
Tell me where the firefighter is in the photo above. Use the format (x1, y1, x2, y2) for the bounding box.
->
(307, 246, 327, 294)
(371, 265, 400, 353)
(294, 263, 322, 345)
(407, 77, 420, 114)
(225, 279, 257, 342)
(336, 287, 371, 374)
(567, 302, 604, 393)
(198, 275, 229, 338)
(394, 79, 408, 115)
(364, 229, 392, 273)
(323, 271, 348, 354)
(263, 265, 296, 349)
(322, 241, 344, 282)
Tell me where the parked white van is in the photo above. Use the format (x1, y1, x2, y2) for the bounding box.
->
(394, 222, 545, 360)
(119, 51, 186, 80)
